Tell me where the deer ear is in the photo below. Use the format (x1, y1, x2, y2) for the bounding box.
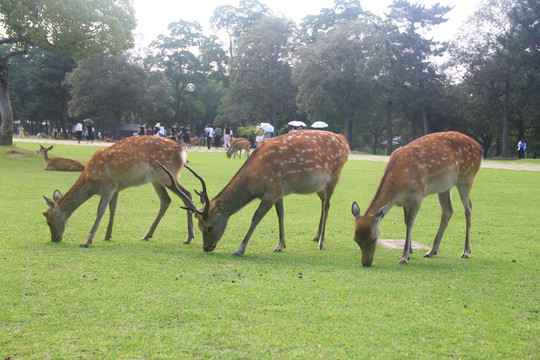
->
(351, 202, 361, 218)
(43, 196, 57, 209)
(373, 207, 386, 223)
(48, 146, 53, 150)
(53, 190, 63, 201)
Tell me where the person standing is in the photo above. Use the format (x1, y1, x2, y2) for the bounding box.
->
(137, 123, 145, 136)
(517, 138, 527, 159)
(255, 126, 264, 145)
(205, 124, 214, 150)
(214, 125, 222, 148)
(183, 125, 191, 147)
(74, 122, 83, 143)
(223, 123, 232, 149)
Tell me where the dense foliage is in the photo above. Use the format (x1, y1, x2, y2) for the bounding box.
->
(2, 0, 539, 156)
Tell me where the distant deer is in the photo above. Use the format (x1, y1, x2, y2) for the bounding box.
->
(226, 138, 251, 159)
(158, 130, 349, 255)
(351, 131, 483, 266)
(37, 145, 85, 171)
(42, 136, 197, 247)
(190, 137, 200, 148)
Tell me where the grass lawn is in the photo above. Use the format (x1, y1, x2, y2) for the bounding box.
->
(1, 141, 538, 359)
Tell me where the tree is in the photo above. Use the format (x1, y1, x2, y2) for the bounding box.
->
(229, 16, 297, 130)
(210, 0, 271, 59)
(0, 0, 136, 145)
(294, 20, 386, 147)
(150, 20, 203, 124)
(386, 0, 452, 136)
(450, 0, 540, 157)
(64, 53, 148, 138)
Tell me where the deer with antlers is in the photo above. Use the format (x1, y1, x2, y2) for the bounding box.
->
(42, 136, 197, 247)
(37, 145, 85, 171)
(351, 131, 483, 266)
(158, 130, 350, 255)
(226, 138, 251, 159)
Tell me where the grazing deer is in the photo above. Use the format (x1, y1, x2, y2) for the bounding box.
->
(43, 136, 197, 247)
(37, 145, 85, 171)
(351, 131, 483, 267)
(158, 130, 350, 255)
(226, 138, 251, 159)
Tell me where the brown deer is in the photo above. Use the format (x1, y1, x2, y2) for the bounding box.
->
(158, 130, 350, 255)
(190, 137, 200, 148)
(37, 145, 85, 171)
(42, 136, 197, 248)
(226, 138, 251, 159)
(351, 131, 483, 267)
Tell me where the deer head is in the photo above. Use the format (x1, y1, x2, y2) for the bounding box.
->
(43, 190, 67, 242)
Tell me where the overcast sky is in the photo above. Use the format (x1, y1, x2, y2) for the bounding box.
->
(132, 0, 483, 48)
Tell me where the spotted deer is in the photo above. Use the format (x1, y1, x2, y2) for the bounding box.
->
(351, 131, 483, 266)
(158, 130, 350, 255)
(226, 138, 251, 159)
(43, 136, 196, 247)
(37, 145, 85, 171)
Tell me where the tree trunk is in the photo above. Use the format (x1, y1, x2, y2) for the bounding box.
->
(343, 95, 352, 149)
(385, 100, 393, 155)
(0, 59, 14, 146)
(502, 79, 510, 158)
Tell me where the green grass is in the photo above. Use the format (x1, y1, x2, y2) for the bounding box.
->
(1, 141, 538, 359)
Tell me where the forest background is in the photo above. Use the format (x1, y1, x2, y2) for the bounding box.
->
(1, 0, 539, 158)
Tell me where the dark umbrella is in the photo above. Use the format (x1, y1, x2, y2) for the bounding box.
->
(83, 118, 94, 124)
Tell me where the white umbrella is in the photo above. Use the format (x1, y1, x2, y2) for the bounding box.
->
(288, 120, 306, 127)
(311, 121, 328, 129)
(260, 122, 274, 132)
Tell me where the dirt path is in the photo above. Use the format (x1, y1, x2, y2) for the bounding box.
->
(13, 138, 540, 172)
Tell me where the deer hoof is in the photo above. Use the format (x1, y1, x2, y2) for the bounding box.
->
(79, 243, 89, 248)
(460, 253, 469, 259)
(273, 248, 283, 253)
(231, 251, 243, 257)
(398, 258, 408, 265)
(423, 251, 436, 258)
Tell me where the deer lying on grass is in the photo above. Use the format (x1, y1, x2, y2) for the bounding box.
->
(226, 138, 251, 159)
(37, 145, 85, 171)
(158, 130, 350, 255)
(43, 136, 196, 247)
(351, 131, 482, 266)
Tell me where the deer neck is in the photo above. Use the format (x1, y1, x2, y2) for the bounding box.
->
(213, 175, 255, 216)
(365, 163, 397, 216)
(56, 174, 97, 217)
(40, 152, 51, 165)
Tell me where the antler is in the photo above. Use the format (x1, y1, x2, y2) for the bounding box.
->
(182, 164, 210, 218)
(155, 161, 203, 215)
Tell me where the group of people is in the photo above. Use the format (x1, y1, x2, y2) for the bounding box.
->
(137, 122, 193, 147)
(204, 123, 233, 150)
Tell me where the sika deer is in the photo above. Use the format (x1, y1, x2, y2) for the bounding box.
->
(37, 145, 85, 171)
(159, 130, 349, 255)
(43, 136, 196, 247)
(226, 138, 251, 159)
(351, 131, 482, 266)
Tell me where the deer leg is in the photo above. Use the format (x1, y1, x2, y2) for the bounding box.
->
(424, 190, 453, 258)
(80, 191, 114, 248)
(457, 183, 473, 259)
(232, 199, 274, 256)
(273, 198, 286, 253)
(103, 191, 120, 241)
(142, 183, 171, 241)
(314, 187, 334, 250)
(399, 198, 422, 264)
